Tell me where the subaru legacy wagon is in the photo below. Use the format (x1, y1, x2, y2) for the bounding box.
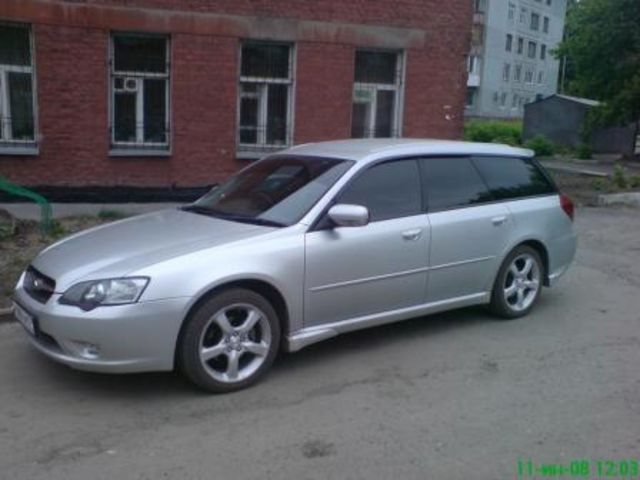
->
(13, 139, 576, 392)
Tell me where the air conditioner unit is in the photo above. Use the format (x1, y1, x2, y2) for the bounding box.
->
(124, 78, 138, 92)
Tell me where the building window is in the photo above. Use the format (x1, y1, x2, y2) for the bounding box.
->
(514, 64, 522, 82)
(531, 13, 540, 31)
(543, 17, 550, 33)
(508, 3, 516, 21)
(541, 44, 547, 60)
(519, 7, 528, 24)
(546, 0, 552, 5)
(238, 42, 294, 154)
(500, 92, 507, 108)
(466, 88, 476, 108)
(474, 0, 486, 14)
(503, 63, 511, 82)
(110, 33, 170, 152)
(528, 41, 537, 59)
(517, 37, 524, 55)
(468, 55, 480, 74)
(0, 23, 36, 150)
(512, 94, 519, 109)
(538, 70, 545, 84)
(352, 50, 404, 139)
(506, 34, 513, 52)
(525, 67, 534, 84)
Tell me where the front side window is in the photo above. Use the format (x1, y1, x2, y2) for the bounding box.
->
(189, 155, 352, 226)
(0, 23, 36, 149)
(472, 156, 556, 199)
(337, 160, 421, 222)
(110, 33, 170, 151)
(238, 42, 293, 154)
(351, 50, 404, 139)
(420, 157, 492, 212)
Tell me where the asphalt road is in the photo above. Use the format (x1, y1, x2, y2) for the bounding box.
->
(1, 207, 639, 480)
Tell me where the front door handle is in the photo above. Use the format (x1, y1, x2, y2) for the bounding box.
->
(491, 215, 507, 226)
(402, 229, 422, 241)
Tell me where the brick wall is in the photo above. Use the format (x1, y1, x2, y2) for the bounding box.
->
(0, 0, 473, 188)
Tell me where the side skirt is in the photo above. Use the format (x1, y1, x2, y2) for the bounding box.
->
(285, 292, 490, 352)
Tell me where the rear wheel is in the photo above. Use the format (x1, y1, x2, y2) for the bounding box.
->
(489, 245, 543, 319)
(178, 289, 280, 393)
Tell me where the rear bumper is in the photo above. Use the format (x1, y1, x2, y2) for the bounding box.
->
(13, 285, 189, 373)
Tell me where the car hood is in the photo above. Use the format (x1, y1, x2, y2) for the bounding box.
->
(32, 208, 271, 291)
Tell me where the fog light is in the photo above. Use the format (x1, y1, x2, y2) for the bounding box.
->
(60, 340, 101, 360)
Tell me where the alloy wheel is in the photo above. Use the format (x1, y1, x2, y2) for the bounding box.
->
(503, 253, 541, 312)
(198, 303, 272, 383)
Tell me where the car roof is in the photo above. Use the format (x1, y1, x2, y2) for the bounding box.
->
(281, 139, 534, 163)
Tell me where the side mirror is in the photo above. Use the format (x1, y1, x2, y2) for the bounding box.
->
(327, 204, 370, 228)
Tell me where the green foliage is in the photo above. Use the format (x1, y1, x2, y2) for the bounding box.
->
(576, 144, 592, 160)
(556, 0, 640, 126)
(630, 175, 640, 189)
(0, 222, 13, 240)
(590, 178, 607, 192)
(97, 209, 128, 220)
(524, 136, 556, 157)
(612, 165, 629, 189)
(48, 220, 66, 238)
(463, 120, 522, 146)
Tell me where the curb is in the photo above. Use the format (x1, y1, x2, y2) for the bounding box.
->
(597, 191, 640, 207)
(0, 306, 14, 323)
(542, 164, 609, 178)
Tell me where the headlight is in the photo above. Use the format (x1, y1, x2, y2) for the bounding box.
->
(59, 277, 149, 311)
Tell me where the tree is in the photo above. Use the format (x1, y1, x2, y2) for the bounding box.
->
(555, 0, 640, 126)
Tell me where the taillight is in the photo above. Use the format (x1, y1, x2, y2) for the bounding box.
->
(560, 194, 574, 221)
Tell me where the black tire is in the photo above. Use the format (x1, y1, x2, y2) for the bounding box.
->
(489, 245, 543, 320)
(178, 288, 281, 393)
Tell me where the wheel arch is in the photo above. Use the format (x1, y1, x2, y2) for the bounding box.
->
(173, 278, 290, 369)
(515, 239, 550, 286)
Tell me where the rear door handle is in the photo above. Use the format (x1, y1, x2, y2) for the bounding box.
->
(402, 229, 422, 241)
(491, 216, 507, 226)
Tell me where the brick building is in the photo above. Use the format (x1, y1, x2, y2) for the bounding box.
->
(0, 0, 472, 191)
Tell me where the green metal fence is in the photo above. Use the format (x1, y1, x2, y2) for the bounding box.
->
(0, 176, 52, 234)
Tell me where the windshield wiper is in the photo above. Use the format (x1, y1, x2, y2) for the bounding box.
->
(180, 205, 218, 216)
(181, 206, 285, 227)
(218, 215, 286, 228)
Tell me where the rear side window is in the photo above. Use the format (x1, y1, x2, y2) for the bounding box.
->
(337, 159, 422, 222)
(420, 157, 492, 212)
(472, 156, 556, 200)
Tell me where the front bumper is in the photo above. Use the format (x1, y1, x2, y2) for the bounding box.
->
(13, 285, 190, 373)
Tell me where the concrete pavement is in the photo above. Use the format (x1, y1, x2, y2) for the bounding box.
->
(0, 207, 639, 480)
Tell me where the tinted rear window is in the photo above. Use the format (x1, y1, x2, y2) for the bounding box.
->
(420, 157, 492, 212)
(472, 156, 556, 200)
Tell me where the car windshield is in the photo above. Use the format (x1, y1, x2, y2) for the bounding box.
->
(183, 155, 353, 227)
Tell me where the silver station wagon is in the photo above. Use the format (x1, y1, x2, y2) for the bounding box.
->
(13, 139, 577, 392)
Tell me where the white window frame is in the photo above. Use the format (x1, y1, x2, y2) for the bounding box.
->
(352, 49, 405, 139)
(109, 33, 170, 152)
(0, 22, 37, 149)
(237, 41, 295, 156)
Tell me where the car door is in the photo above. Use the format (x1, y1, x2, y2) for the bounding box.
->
(304, 159, 430, 327)
(420, 156, 512, 302)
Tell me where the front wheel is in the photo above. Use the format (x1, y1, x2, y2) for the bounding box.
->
(489, 246, 543, 319)
(178, 289, 281, 393)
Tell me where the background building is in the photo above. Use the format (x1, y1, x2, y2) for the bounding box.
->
(466, 0, 567, 119)
(0, 0, 471, 191)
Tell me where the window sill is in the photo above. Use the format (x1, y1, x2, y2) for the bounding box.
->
(109, 149, 171, 158)
(0, 146, 39, 156)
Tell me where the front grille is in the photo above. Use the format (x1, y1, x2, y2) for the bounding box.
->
(24, 266, 56, 304)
